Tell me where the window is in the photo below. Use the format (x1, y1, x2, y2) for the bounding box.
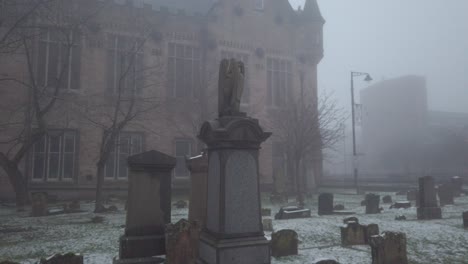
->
(167, 43, 201, 98)
(267, 57, 292, 107)
(37, 28, 81, 90)
(221, 50, 250, 104)
(174, 139, 192, 178)
(254, 0, 264, 10)
(105, 132, 143, 180)
(107, 34, 144, 94)
(31, 130, 77, 181)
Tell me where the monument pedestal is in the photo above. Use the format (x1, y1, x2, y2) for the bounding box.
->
(196, 116, 271, 264)
(417, 207, 442, 220)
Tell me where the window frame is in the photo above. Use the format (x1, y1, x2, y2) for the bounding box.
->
(267, 57, 293, 108)
(104, 131, 144, 181)
(167, 42, 201, 99)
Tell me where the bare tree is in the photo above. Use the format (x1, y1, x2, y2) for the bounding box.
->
(271, 85, 346, 206)
(0, 0, 106, 210)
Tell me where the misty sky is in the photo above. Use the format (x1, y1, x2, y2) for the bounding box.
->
(289, 0, 468, 114)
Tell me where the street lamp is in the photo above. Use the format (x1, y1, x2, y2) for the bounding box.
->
(350, 71, 372, 194)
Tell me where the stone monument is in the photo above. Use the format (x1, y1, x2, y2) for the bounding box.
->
(196, 59, 271, 264)
(365, 194, 381, 214)
(318, 193, 334, 215)
(271, 229, 298, 257)
(31, 192, 48, 217)
(370, 232, 408, 264)
(417, 176, 442, 220)
(451, 176, 463, 197)
(115, 150, 176, 264)
(187, 153, 208, 228)
(437, 183, 454, 206)
(340, 218, 379, 246)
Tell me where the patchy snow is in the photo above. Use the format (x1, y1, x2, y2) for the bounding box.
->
(1, 191, 468, 264)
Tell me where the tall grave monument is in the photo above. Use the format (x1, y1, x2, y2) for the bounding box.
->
(196, 59, 271, 264)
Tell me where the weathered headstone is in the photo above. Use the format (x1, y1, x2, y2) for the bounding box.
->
(165, 219, 198, 264)
(315, 260, 340, 264)
(39, 253, 83, 264)
(390, 201, 411, 209)
(196, 59, 271, 264)
(115, 150, 175, 264)
(463, 211, 468, 228)
(318, 193, 334, 215)
(334, 204, 345, 210)
(406, 189, 419, 205)
(451, 176, 463, 197)
(370, 232, 408, 264)
(417, 176, 442, 220)
(271, 229, 298, 257)
(395, 215, 406, 221)
(275, 206, 311, 220)
(31, 192, 48, 217)
(365, 194, 381, 214)
(341, 221, 379, 246)
(187, 154, 208, 229)
(262, 219, 273, 232)
(437, 183, 454, 206)
(261, 208, 272, 216)
(382, 195, 392, 204)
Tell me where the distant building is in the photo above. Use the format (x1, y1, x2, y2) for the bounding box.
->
(359, 75, 468, 180)
(0, 0, 325, 200)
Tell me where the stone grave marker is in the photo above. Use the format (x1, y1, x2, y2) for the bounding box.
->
(340, 220, 379, 246)
(187, 153, 208, 229)
(318, 193, 334, 215)
(315, 260, 340, 264)
(382, 195, 392, 204)
(262, 219, 273, 232)
(275, 206, 311, 220)
(417, 176, 442, 220)
(463, 211, 468, 228)
(262, 208, 272, 216)
(31, 192, 48, 217)
(451, 176, 463, 197)
(165, 219, 198, 264)
(437, 183, 454, 206)
(406, 189, 419, 207)
(370, 232, 408, 264)
(39, 253, 83, 264)
(365, 193, 381, 214)
(115, 150, 175, 264)
(271, 229, 298, 257)
(390, 201, 411, 209)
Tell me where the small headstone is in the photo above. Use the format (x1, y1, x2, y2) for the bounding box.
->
(451, 176, 463, 197)
(315, 259, 340, 264)
(437, 184, 454, 206)
(340, 222, 379, 246)
(343, 216, 359, 224)
(165, 219, 197, 264)
(382, 195, 392, 204)
(174, 200, 187, 209)
(334, 204, 345, 210)
(390, 201, 411, 209)
(91, 216, 105, 224)
(262, 219, 273, 232)
(365, 194, 381, 214)
(31, 192, 48, 217)
(395, 190, 406, 195)
(318, 193, 334, 215)
(370, 232, 408, 264)
(261, 208, 272, 216)
(360, 200, 366, 206)
(69, 200, 80, 211)
(406, 189, 418, 202)
(395, 215, 406, 221)
(463, 211, 468, 228)
(271, 229, 298, 257)
(39, 253, 83, 264)
(417, 176, 442, 220)
(275, 206, 311, 220)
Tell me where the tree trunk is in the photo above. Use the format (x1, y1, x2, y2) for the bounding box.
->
(295, 158, 304, 207)
(0, 153, 28, 211)
(94, 163, 106, 213)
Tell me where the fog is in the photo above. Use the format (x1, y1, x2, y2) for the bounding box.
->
(290, 0, 468, 113)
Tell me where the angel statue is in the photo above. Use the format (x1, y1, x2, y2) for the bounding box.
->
(218, 58, 245, 117)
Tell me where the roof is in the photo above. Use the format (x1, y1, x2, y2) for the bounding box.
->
(302, 0, 324, 22)
(135, 0, 216, 15)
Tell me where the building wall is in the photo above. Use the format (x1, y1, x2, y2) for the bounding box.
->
(0, 0, 324, 200)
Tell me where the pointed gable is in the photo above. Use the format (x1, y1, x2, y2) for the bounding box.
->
(303, 0, 325, 23)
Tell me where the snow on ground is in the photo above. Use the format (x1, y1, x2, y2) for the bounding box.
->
(1, 190, 468, 264)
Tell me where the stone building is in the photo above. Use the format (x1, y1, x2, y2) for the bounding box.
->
(0, 0, 324, 200)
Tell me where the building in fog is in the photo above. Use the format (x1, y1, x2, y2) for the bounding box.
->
(0, 0, 325, 199)
(359, 75, 468, 180)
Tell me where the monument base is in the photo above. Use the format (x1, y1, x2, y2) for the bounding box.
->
(196, 232, 270, 264)
(113, 256, 165, 264)
(119, 234, 165, 259)
(417, 207, 442, 220)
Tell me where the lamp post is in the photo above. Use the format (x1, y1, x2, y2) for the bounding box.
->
(350, 71, 372, 194)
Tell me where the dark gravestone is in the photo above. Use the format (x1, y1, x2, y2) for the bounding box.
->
(417, 176, 442, 220)
(341, 222, 379, 246)
(437, 184, 454, 206)
(451, 176, 463, 197)
(316, 260, 340, 264)
(165, 219, 198, 264)
(39, 253, 83, 264)
(271, 229, 298, 257)
(370, 232, 408, 264)
(318, 193, 334, 215)
(173, 200, 187, 209)
(334, 204, 345, 210)
(382, 195, 392, 204)
(262, 219, 273, 232)
(395, 215, 407, 221)
(261, 208, 272, 216)
(406, 189, 419, 206)
(275, 206, 311, 220)
(115, 150, 176, 264)
(463, 211, 468, 228)
(187, 154, 208, 229)
(31, 192, 48, 217)
(365, 194, 381, 214)
(390, 201, 411, 209)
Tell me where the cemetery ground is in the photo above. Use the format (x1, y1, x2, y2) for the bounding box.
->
(1, 189, 468, 264)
